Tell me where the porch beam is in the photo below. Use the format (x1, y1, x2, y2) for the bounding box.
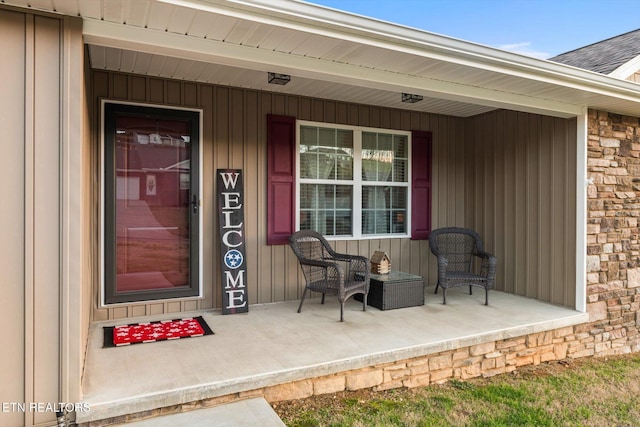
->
(83, 19, 584, 118)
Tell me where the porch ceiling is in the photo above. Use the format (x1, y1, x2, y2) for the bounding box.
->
(7, 0, 640, 118)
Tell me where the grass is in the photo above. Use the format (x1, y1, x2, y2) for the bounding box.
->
(272, 353, 640, 426)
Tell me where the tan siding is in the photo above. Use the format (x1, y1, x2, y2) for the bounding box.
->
(201, 84, 215, 310)
(539, 116, 553, 302)
(90, 70, 109, 322)
(32, 16, 62, 426)
(91, 71, 468, 319)
(80, 29, 94, 401)
(90, 70, 576, 317)
(244, 90, 260, 305)
(527, 114, 542, 300)
(0, 7, 85, 426)
(502, 113, 516, 295)
(0, 9, 27, 427)
(465, 110, 576, 308)
(514, 112, 529, 297)
(149, 78, 164, 104)
(131, 75, 146, 101)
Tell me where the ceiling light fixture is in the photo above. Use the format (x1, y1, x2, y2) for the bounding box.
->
(401, 93, 423, 103)
(268, 72, 291, 85)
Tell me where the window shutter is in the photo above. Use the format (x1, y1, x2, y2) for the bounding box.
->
(411, 130, 432, 240)
(267, 114, 296, 245)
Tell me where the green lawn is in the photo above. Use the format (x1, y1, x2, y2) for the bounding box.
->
(273, 353, 640, 426)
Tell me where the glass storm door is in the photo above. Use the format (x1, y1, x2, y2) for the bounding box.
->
(104, 103, 200, 304)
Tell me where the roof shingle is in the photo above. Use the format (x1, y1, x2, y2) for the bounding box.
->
(549, 28, 640, 74)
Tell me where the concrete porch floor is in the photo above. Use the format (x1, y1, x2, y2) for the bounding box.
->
(79, 288, 588, 425)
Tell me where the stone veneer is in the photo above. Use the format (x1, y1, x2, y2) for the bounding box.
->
(585, 110, 640, 354)
(82, 109, 640, 426)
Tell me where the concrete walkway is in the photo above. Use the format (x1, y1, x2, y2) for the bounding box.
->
(112, 398, 285, 426)
(80, 288, 587, 425)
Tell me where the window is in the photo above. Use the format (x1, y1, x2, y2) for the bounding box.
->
(297, 122, 411, 239)
(266, 114, 431, 245)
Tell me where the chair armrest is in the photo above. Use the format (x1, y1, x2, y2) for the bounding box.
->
(475, 249, 494, 260)
(331, 252, 364, 263)
(298, 258, 345, 282)
(436, 255, 449, 281)
(346, 254, 370, 270)
(349, 255, 370, 283)
(477, 252, 497, 281)
(329, 253, 370, 280)
(436, 255, 449, 267)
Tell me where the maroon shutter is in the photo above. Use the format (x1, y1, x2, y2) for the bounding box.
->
(411, 130, 432, 240)
(267, 114, 296, 245)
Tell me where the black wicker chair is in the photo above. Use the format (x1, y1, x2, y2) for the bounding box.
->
(289, 230, 370, 322)
(429, 227, 497, 305)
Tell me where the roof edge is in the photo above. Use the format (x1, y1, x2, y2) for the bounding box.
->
(164, 0, 640, 105)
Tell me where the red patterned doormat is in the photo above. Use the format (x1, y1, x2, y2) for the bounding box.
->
(103, 316, 213, 347)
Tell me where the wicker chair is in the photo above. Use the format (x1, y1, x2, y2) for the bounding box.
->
(429, 227, 497, 305)
(289, 230, 370, 322)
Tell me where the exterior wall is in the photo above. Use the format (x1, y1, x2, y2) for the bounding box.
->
(90, 70, 580, 319)
(586, 110, 640, 350)
(465, 111, 577, 307)
(95, 108, 640, 423)
(90, 70, 469, 320)
(0, 7, 86, 427)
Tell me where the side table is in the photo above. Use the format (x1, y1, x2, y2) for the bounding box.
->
(356, 271, 425, 310)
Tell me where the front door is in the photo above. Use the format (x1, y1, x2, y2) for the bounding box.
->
(103, 102, 201, 304)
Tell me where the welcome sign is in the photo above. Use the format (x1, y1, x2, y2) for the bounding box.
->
(217, 169, 248, 314)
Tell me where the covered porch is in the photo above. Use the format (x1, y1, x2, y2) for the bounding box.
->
(4, 2, 640, 427)
(79, 289, 587, 425)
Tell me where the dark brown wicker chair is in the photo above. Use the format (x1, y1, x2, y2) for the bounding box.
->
(429, 227, 497, 305)
(289, 230, 370, 322)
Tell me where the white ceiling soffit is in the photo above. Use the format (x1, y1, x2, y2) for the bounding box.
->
(6, 0, 640, 118)
(88, 44, 497, 117)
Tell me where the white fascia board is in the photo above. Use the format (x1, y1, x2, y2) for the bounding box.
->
(160, 0, 640, 106)
(608, 55, 640, 80)
(83, 19, 583, 117)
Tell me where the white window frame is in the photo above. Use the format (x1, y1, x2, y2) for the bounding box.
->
(296, 120, 412, 240)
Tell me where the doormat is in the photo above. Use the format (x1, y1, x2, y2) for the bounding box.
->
(103, 316, 213, 347)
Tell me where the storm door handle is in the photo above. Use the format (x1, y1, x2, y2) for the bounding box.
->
(192, 194, 199, 214)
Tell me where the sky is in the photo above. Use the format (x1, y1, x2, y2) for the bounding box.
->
(305, 0, 639, 59)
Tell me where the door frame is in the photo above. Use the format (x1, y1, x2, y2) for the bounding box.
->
(100, 100, 203, 306)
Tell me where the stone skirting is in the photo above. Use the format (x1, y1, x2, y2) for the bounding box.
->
(262, 326, 581, 402)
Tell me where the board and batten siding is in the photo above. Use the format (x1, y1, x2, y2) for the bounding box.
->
(0, 7, 86, 427)
(90, 70, 577, 321)
(90, 71, 468, 320)
(465, 111, 577, 307)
